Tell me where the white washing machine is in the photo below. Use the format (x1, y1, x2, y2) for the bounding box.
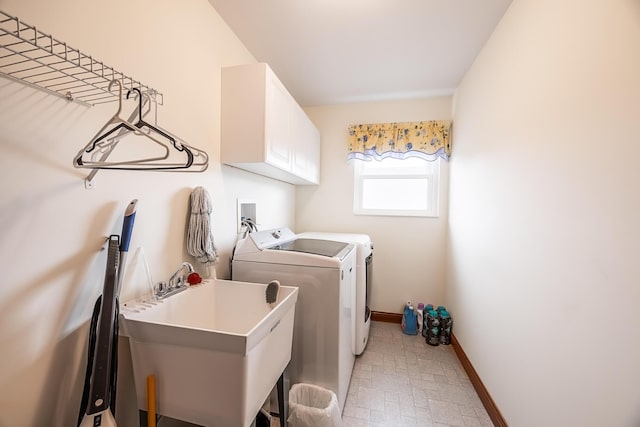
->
(298, 232, 372, 355)
(231, 227, 356, 412)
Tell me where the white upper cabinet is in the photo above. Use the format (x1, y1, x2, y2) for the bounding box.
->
(290, 103, 320, 183)
(221, 63, 320, 185)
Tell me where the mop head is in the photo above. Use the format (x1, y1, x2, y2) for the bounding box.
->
(187, 187, 218, 273)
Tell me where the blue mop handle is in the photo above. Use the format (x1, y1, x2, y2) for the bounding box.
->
(120, 199, 137, 253)
(116, 199, 137, 297)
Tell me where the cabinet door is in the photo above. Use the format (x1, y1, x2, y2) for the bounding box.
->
(264, 72, 293, 171)
(291, 105, 320, 184)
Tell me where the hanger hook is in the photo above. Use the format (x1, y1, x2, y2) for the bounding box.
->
(108, 79, 124, 117)
(126, 87, 144, 123)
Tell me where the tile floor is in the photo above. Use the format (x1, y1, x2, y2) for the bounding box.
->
(162, 320, 493, 427)
(340, 321, 494, 427)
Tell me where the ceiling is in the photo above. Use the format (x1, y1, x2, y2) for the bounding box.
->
(208, 0, 512, 107)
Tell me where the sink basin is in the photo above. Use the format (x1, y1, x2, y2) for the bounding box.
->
(120, 279, 298, 427)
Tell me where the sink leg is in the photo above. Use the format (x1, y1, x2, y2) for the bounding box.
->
(277, 373, 287, 427)
(138, 379, 287, 427)
(139, 410, 148, 427)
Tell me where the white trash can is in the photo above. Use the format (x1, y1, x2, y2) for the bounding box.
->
(287, 383, 343, 427)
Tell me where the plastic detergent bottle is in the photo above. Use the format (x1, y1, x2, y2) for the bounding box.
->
(426, 309, 440, 346)
(438, 310, 452, 345)
(422, 304, 433, 338)
(416, 303, 425, 334)
(401, 302, 417, 335)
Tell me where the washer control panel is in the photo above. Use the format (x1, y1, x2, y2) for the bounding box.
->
(249, 227, 297, 251)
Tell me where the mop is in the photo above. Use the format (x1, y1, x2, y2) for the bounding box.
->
(187, 187, 218, 278)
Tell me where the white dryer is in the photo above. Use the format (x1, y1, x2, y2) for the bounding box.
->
(231, 227, 356, 412)
(298, 232, 372, 355)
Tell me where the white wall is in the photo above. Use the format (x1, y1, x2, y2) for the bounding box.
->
(0, 1, 295, 426)
(297, 98, 452, 313)
(446, 0, 640, 426)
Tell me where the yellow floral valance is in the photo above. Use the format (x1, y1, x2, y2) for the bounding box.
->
(347, 120, 452, 161)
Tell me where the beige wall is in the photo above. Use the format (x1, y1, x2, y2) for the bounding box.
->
(6, 0, 639, 426)
(446, 0, 640, 425)
(0, 1, 296, 426)
(297, 98, 452, 313)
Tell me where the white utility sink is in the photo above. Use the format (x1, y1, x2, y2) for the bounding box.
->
(120, 279, 298, 427)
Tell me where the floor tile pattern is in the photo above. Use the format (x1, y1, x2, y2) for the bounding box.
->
(163, 321, 493, 426)
(341, 321, 494, 427)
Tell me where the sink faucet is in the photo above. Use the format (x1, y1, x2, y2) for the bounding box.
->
(169, 262, 195, 289)
(155, 262, 195, 300)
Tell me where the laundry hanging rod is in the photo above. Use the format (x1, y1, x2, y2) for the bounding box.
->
(0, 9, 163, 106)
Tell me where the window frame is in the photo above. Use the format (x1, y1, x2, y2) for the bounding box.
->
(353, 157, 440, 218)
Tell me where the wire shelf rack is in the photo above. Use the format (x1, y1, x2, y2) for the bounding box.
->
(0, 10, 163, 106)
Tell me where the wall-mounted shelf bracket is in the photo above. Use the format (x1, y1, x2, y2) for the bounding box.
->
(0, 10, 163, 106)
(1, 10, 209, 186)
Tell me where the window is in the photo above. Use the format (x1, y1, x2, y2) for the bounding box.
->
(353, 157, 440, 217)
